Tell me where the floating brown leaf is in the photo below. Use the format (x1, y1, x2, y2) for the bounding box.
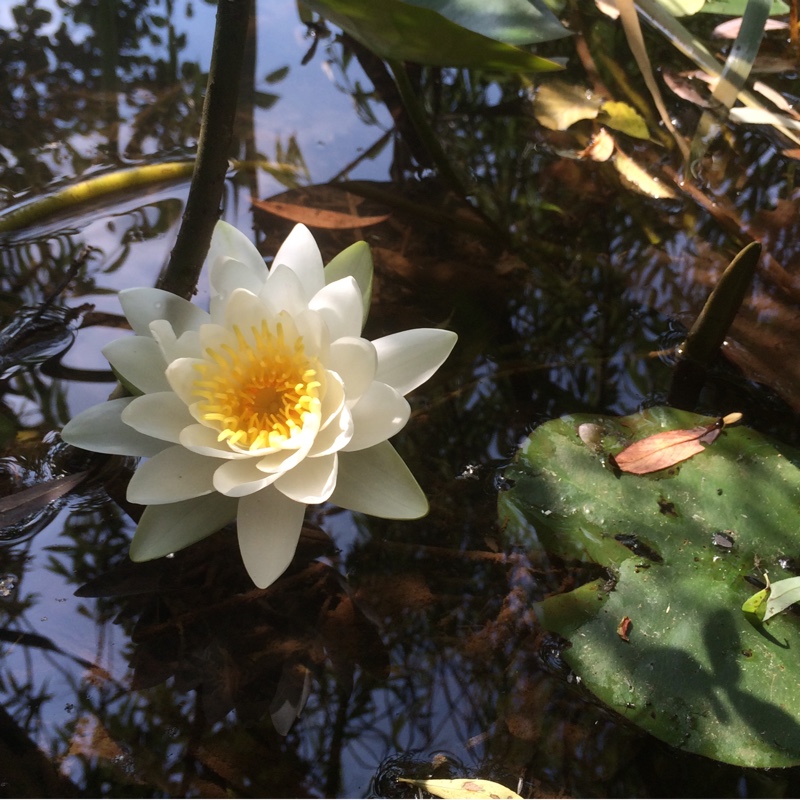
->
(614, 413, 741, 475)
(251, 197, 389, 229)
(68, 715, 125, 763)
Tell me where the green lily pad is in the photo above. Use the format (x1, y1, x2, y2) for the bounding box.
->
(498, 406, 800, 767)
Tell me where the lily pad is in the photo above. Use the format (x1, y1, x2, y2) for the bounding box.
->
(498, 406, 800, 767)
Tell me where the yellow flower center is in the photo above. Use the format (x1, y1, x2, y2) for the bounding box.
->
(191, 321, 321, 451)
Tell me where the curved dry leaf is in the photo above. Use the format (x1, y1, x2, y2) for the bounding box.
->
(613, 151, 677, 199)
(577, 128, 616, 162)
(764, 575, 800, 622)
(251, 198, 389, 229)
(614, 421, 725, 474)
(398, 777, 522, 799)
(662, 69, 713, 108)
(712, 18, 788, 39)
(532, 79, 602, 131)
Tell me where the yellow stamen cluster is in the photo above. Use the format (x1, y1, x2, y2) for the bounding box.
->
(192, 321, 321, 450)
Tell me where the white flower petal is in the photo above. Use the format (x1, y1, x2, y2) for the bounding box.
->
(211, 255, 268, 300)
(127, 445, 218, 504)
(62, 398, 167, 457)
(165, 357, 204, 406)
(208, 220, 268, 296)
(293, 308, 329, 360)
(147, 319, 178, 360)
(272, 223, 325, 302)
(121, 392, 194, 443)
(209, 293, 226, 324)
(308, 377, 352, 457)
(179, 424, 252, 459)
(224, 289, 274, 334)
(275, 453, 337, 503)
(181, 409, 318, 461)
(149, 319, 202, 362)
(196, 322, 236, 354)
(129, 493, 238, 561)
(261, 264, 309, 317)
(103, 335, 170, 394)
(343, 382, 410, 452)
(213, 458, 281, 497)
(318, 370, 345, 422)
(308, 405, 353, 458)
(120, 287, 210, 337)
(308, 277, 363, 340)
(326, 337, 377, 404)
(373, 328, 457, 395)
(237, 487, 306, 588)
(328, 440, 428, 519)
(324, 240, 373, 327)
(255, 438, 314, 472)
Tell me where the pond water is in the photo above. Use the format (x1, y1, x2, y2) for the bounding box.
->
(3, 0, 800, 796)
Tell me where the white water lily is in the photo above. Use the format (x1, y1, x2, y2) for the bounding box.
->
(62, 221, 457, 588)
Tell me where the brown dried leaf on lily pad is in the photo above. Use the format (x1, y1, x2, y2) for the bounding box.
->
(614, 412, 741, 475)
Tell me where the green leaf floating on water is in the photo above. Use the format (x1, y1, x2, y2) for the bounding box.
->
(498, 406, 800, 768)
(302, 0, 564, 72)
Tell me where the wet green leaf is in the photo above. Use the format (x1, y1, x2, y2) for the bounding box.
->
(701, 0, 788, 14)
(599, 100, 650, 140)
(499, 406, 800, 767)
(402, 0, 571, 44)
(742, 585, 769, 624)
(301, 0, 563, 72)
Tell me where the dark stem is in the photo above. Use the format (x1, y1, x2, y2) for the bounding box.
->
(157, 0, 251, 300)
(668, 241, 760, 410)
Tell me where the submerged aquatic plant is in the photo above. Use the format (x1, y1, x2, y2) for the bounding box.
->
(62, 221, 457, 588)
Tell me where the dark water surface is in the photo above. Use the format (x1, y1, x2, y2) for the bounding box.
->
(3, 0, 800, 796)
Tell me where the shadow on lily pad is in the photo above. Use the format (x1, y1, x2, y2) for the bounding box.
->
(498, 406, 800, 768)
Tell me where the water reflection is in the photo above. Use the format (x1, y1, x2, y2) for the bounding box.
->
(3, 0, 800, 796)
